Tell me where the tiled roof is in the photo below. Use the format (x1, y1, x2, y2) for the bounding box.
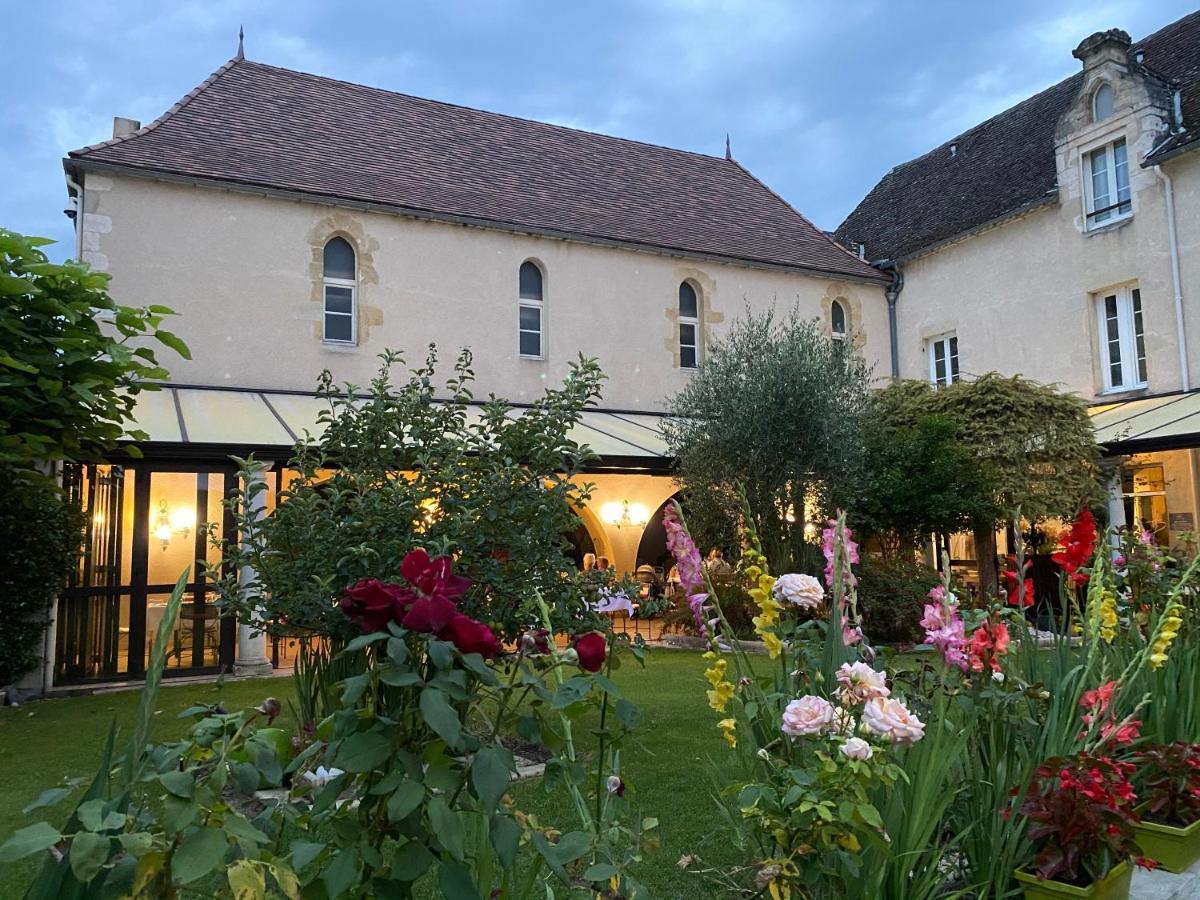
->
(836, 10, 1200, 262)
(68, 59, 884, 282)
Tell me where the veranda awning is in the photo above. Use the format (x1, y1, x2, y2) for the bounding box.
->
(125, 385, 672, 467)
(1090, 390, 1200, 453)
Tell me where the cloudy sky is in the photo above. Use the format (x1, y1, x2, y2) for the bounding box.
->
(4, 0, 1193, 260)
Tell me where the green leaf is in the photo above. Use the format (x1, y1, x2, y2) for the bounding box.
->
(428, 796, 465, 861)
(552, 677, 592, 709)
(223, 812, 269, 845)
(552, 830, 592, 865)
(154, 329, 192, 359)
(159, 770, 195, 799)
(427, 640, 453, 670)
(227, 859, 267, 900)
(471, 746, 513, 813)
(419, 688, 462, 748)
(335, 730, 392, 772)
(289, 840, 325, 871)
(490, 815, 521, 869)
(379, 668, 422, 688)
(340, 673, 370, 705)
(615, 698, 642, 730)
(68, 831, 111, 882)
(530, 830, 570, 884)
(21, 788, 71, 814)
(233, 762, 261, 795)
(582, 862, 619, 882)
(76, 798, 126, 832)
(321, 847, 360, 897)
(387, 781, 425, 822)
(438, 861, 478, 899)
(0, 822, 62, 862)
(171, 827, 227, 884)
(343, 631, 387, 653)
(390, 841, 434, 881)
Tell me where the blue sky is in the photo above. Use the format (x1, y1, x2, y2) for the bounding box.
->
(4, 0, 1194, 261)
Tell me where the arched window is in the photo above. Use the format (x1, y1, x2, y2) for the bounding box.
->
(1092, 83, 1115, 121)
(831, 299, 848, 340)
(323, 237, 356, 344)
(518, 261, 544, 358)
(679, 281, 700, 369)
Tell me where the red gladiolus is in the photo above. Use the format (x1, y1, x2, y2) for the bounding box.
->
(967, 620, 1009, 673)
(1002, 555, 1034, 607)
(339, 579, 415, 634)
(441, 613, 503, 659)
(401, 548, 472, 601)
(573, 632, 608, 673)
(1052, 508, 1098, 587)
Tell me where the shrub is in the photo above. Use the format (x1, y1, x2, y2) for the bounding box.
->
(856, 556, 943, 645)
(1134, 742, 1200, 827)
(0, 480, 82, 686)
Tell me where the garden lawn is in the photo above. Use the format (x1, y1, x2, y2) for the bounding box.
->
(0, 650, 742, 899)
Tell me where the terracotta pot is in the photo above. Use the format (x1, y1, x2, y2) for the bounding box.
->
(1013, 859, 1132, 899)
(1134, 812, 1200, 873)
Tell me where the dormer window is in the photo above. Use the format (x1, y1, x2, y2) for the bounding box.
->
(1084, 138, 1131, 229)
(1092, 82, 1115, 121)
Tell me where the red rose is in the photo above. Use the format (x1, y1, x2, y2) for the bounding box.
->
(442, 613, 503, 659)
(339, 579, 412, 633)
(573, 632, 608, 673)
(402, 595, 458, 634)
(401, 548, 471, 601)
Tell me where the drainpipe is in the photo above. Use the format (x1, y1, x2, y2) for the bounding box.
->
(875, 259, 903, 379)
(65, 172, 84, 261)
(1154, 164, 1189, 392)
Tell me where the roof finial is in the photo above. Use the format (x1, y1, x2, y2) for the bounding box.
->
(236, 25, 245, 60)
(725, 133, 732, 160)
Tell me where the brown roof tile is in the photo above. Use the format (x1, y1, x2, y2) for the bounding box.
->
(69, 59, 885, 282)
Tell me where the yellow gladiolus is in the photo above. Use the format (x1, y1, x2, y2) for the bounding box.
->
(718, 717, 737, 748)
(763, 632, 783, 659)
(708, 680, 735, 712)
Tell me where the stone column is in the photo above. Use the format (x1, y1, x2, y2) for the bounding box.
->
(233, 462, 274, 677)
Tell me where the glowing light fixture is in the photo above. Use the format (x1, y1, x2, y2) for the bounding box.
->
(154, 499, 195, 550)
(600, 500, 650, 529)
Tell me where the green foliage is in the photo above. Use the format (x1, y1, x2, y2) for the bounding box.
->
(866, 374, 1101, 524)
(214, 347, 606, 640)
(0, 227, 187, 476)
(0, 480, 83, 686)
(664, 306, 871, 572)
(855, 556, 943, 646)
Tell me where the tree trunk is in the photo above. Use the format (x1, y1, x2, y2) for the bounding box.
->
(973, 522, 1000, 602)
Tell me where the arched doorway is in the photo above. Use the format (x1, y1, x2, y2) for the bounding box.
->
(566, 502, 613, 570)
(635, 494, 681, 575)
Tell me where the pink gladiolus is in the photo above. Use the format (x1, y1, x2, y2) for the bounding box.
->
(822, 519, 859, 589)
(921, 585, 968, 671)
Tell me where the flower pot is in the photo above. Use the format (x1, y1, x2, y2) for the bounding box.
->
(1013, 860, 1132, 900)
(1134, 812, 1200, 873)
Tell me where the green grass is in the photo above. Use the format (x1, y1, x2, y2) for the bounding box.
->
(0, 651, 741, 899)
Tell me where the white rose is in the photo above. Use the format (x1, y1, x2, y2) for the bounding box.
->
(839, 737, 873, 761)
(772, 573, 824, 611)
(992, 671, 1005, 683)
(862, 697, 925, 745)
(781, 695, 835, 737)
(836, 661, 890, 705)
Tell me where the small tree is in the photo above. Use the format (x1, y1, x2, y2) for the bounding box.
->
(663, 306, 871, 572)
(867, 374, 1100, 595)
(216, 347, 607, 640)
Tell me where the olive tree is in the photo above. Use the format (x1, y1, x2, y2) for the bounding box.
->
(663, 306, 872, 573)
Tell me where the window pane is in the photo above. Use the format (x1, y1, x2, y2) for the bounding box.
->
(949, 336, 960, 381)
(1132, 289, 1146, 383)
(1113, 140, 1130, 205)
(519, 305, 541, 331)
(323, 237, 355, 280)
(325, 285, 353, 314)
(325, 313, 352, 342)
(680, 346, 697, 369)
(680, 323, 696, 346)
(519, 261, 543, 301)
(519, 330, 541, 357)
(934, 340, 947, 384)
(1090, 148, 1110, 219)
(1104, 295, 1123, 385)
(679, 282, 698, 319)
(831, 301, 846, 334)
(1093, 84, 1114, 120)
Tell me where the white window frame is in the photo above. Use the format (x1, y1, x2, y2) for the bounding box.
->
(1096, 286, 1147, 393)
(927, 332, 959, 386)
(679, 282, 700, 369)
(322, 242, 357, 345)
(518, 262, 544, 360)
(1082, 136, 1132, 230)
(831, 299, 848, 341)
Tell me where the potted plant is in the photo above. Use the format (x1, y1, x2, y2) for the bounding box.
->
(1132, 742, 1200, 872)
(1014, 752, 1140, 898)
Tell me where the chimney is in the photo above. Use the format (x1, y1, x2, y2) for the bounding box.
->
(112, 116, 141, 139)
(1072, 28, 1131, 71)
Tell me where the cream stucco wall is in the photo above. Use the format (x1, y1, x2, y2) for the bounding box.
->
(81, 173, 891, 410)
(892, 68, 1196, 402)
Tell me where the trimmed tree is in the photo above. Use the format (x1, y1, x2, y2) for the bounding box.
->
(663, 306, 872, 573)
(867, 374, 1101, 595)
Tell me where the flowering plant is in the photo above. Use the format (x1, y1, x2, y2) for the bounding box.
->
(1134, 742, 1200, 827)
(669, 498, 917, 897)
(1017, 752, 1140, 885)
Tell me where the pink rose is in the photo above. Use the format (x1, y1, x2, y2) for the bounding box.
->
(781, 695, 835, 737)
(839, 737, 873, 761)
(862, 697, 925, 745)
(836, 662, 890, 705)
